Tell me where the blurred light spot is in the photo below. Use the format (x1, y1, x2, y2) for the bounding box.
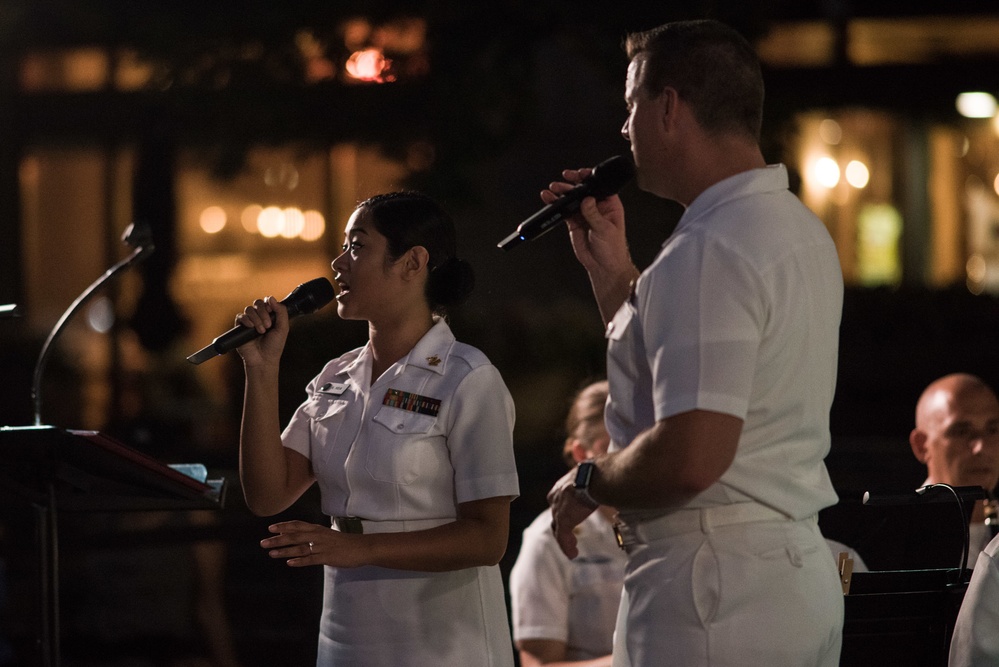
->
(264, 163, 299, 190)
(241, 204, 263, 233)
(814, 157, 840, 188)
(993, 173, 999, 197)
(968, 253, 987, 283)
(845, 160, 870, 189)
(968, 254, 987, 293)
(818, 119, 842, 145)
(956, 92, 997, 118)
(306, 58, 336, 82)
(301, 210, 326, 241)
(281, 207, 305, 238)
(343, 19, 373, 50)
(199, 206, 227, 233)
(958, 136, 971, 158)
(87, 296, 115, 333)
(258, 206, 284, 238)
(857, 204, 902, 286)
(346, 48, 394, 83)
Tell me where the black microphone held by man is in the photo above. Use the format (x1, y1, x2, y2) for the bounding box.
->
(497, 155, 635, 250)
(186, 277, 336, 365)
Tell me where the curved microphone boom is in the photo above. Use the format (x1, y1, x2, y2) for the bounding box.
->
(32, 222, 155, 426)
(498, 155, 635, 250)
(186, 277, 336, 365)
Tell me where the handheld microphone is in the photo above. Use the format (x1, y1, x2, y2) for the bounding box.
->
(186, 277, 336, 365)
(498, 155, 635, 251)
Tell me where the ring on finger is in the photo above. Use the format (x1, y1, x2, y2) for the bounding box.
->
(308, 541, 314, 554)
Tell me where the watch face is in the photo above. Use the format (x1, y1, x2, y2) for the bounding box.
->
(574, 461, 594, 489)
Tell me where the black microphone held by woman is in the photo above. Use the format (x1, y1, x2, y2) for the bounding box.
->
(186, 277, 335, 365)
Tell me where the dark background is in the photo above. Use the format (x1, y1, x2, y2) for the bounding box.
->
(3, 1, 999, 665)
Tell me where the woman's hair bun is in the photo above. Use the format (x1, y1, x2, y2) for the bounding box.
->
(427, 256, 475, 312)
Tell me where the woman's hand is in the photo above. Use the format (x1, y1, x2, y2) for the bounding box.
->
(260, 497, 512, 572)
(234, 296, 290, 367)
(261, 520, 369, 569)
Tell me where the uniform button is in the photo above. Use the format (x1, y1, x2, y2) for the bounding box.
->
(396, 424, 404, 431)
(787, 545, 803, 567)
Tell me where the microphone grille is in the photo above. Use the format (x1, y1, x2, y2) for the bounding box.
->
(287, 277, 336, 316)
(588, 155, 635, 198)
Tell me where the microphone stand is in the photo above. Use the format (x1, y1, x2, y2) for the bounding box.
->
(31, 222, 154, 426)
(17, 222, 152, 667)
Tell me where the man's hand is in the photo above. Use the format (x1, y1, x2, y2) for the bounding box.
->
(542, 168, 639, 325)
(546, 467, 598, 559)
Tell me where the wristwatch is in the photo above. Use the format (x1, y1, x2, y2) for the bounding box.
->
(573, 460, 600, 508)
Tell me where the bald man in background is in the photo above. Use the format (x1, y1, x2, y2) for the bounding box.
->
(909, 373, 999, 560)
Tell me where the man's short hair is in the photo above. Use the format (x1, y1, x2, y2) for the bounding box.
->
(625, 19, 764, 141)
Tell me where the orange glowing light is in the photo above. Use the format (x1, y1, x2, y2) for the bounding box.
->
(199, 206, 227, 234)
(345, 48, 394, 83)
(301, 210, 325, 241)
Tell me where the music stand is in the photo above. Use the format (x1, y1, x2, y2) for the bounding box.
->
(0, 425, 225, 667)
(838, 485, 986, 667)
(5, 222, 228, 666)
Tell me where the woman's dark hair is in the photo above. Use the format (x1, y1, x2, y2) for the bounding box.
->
(357, 191, 475, 315)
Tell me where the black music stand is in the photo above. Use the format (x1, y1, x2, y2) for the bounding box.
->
(0, 425, 226, 667)
(838, 485, 985, 667)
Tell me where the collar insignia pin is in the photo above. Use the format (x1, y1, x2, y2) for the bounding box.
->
(426, 355, 442, 366)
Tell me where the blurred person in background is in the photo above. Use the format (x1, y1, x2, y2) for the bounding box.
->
(510, 380, 625, 667)
(910, 373, 999, 560)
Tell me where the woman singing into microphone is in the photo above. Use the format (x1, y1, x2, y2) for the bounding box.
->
(234, 192, 519, 666)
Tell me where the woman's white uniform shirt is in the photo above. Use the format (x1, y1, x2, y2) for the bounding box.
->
(281, 319, 519, 666)
(510, 509, 627, 660)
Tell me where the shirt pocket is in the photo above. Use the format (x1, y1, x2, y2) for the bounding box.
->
(302, 396, 350, 464)
(605, 300, 637, 341)
(367, 406, 438, 485)
(303, 396, 349, 421)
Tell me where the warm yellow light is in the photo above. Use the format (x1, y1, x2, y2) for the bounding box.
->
(281, 207, 305, 238)
(993, 173, 999, 197)
(845, 160, 870, 189)
(956, 92, 997, 119)
(968, 253, 987, 283)
(258, 206, 284, 238)
(199, 206, 227, 233)
(818, 119, 842, 145)
(857, 204, 902, 286)
(241, 204, 263, 233)
(814, 157, 840, 188)
(301, 210, 326, 241)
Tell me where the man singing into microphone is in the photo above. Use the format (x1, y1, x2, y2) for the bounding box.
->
(544, 20, 845, 666)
